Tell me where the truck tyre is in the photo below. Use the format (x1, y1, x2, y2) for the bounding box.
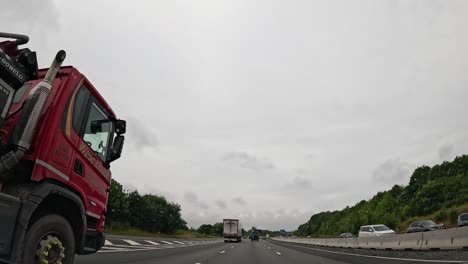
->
(21, 214, 75, 264)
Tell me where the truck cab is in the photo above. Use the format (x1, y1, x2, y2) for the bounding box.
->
(0, 33, 125, 264)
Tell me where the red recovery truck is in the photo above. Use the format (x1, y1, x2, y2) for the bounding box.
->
(0, 33, 126, 264)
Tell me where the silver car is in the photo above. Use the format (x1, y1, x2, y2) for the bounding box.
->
(459, 213, 468, 227)
(359, 225, 395, 237)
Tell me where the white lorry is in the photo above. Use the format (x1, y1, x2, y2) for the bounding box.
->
(223, 219, 242, 242)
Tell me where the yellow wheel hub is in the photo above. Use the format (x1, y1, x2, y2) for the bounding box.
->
(36, 235, 65, 264)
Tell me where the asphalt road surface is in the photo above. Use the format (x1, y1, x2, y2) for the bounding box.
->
(75, 237, 468, 264)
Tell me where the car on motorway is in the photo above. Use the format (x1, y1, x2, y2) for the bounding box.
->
(339, 233, 355, 238)
(250, 231, 259, 241)
(358, 225, 395, 237)
(406, 220, 445, 233)
(459, 213, 468, 227)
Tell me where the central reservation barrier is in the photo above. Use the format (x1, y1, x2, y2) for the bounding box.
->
(272, 226, 468, 250)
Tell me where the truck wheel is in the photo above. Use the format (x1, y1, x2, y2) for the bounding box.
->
(21, 214, 75, 264)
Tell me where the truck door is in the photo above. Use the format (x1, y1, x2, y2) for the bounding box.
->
(67, 81, 114, 223)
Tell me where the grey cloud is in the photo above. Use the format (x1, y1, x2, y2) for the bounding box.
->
(126, 117, 158, 149)
(289, 176, 313, 189)
(372, 158, 411, 182)
(215, 200, 227, 209)
(21, 1, 468, 232)
(1, 1, 58, 26)
(438, 144, 454, 161)
(183, 208, 312, 231)
(184, 192, 209, 210)
(232, 197, 247, 206)
(239, 209, 314, 231)
(295, 168, 309, 175)
(222, 151, 274, 171)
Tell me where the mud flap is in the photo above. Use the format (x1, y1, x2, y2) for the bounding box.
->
(0, 193, 20, 256)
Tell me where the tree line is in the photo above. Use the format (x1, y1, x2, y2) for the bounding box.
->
(297, 155, 468, 236)
(107, 180, 188, 234)
(196, 223, 224, 236)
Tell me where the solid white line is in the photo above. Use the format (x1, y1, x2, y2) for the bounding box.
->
(173, 241, 185, 245)
(105, 240, 113, 246)
(161, 241, 174, 245)
(100, 248, 136, 253)
(101, 244, 157, 249)
(220, 250, 226, 254)
(123, 240, 141, 246)
(101, 247, 121, 251)
(277, 242, 465, 263)
(276, 252, 282, 255)
(99, 246, 161, 253)
(145, 240, 160, 245)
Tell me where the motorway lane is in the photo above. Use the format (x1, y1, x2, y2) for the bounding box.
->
(76, 239, 343, 264)
(269, 240, 468, 264)
(203, 240, 344, 264)
(75, 239, 227, 264)
(75, 238, 467, 264)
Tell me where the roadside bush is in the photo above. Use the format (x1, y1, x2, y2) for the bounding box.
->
(435, 210, 447, 222)
(449, 209, 459, 224)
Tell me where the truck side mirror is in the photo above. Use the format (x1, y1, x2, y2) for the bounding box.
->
(108, 135, 124, 163)
(115, 119, 126, 135)
(90, 120, 102, 133)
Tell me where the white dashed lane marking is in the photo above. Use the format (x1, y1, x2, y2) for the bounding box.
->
(220, 250, 226, 254)
(276, 252, 282, 255)
(123, 240, 141, 246)
(145, 240, 160, 245)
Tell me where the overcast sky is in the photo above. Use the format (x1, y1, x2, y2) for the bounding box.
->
(3, 0, 468, 230)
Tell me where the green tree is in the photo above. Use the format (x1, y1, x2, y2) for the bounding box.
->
(198, 224, 213, 235)
(212, 222, 223, 236)
(297, 155, 468, 237)
(107, 180, 187, 234)
(107, 179, 129, 224)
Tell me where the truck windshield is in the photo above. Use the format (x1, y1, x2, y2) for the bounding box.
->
(83, 103, 113, 161)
